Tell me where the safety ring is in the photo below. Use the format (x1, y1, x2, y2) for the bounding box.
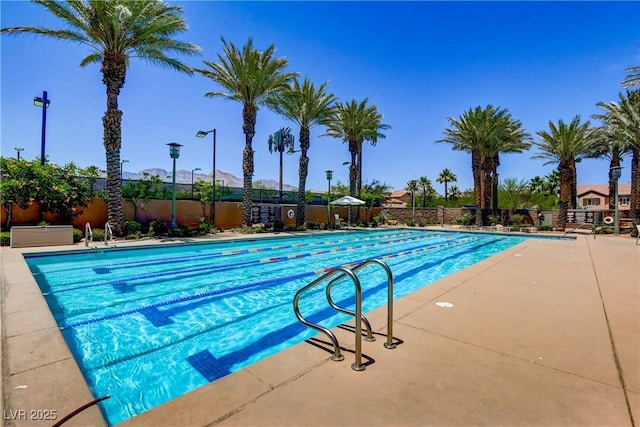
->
(287, 209, 295, 219)
(603, 216, 614, 225)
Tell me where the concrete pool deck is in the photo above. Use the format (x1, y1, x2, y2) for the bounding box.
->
(1, 230, 638, 426)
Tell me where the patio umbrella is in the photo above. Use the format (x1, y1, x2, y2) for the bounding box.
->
(330, 195, 365, 228)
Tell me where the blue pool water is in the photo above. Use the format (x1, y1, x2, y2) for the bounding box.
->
(26, 229, 528, 425)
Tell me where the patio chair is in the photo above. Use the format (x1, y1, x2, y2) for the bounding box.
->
(636, 224, 640, 245)
(334, 214, 343, 227)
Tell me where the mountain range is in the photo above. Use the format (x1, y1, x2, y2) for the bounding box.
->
(122, 168, 297, 191)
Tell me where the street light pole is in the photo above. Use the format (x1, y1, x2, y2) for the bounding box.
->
(33, 91, 50, 165)
(325, 170, 333, 227)
(196, 129, 216, 226)
(191, 167, 202, 198)
(167, 143, 183, 229)
(120, 159, 129, 182)
(14, 147, 24, 160)
(611, 166, 622, 236)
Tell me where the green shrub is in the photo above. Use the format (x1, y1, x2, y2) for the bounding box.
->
(149, 219, 167, 237)
(537, 225, 553, 231)
(168, 223, 193, 237)
(72, 228, 83, 243)
(1, 232, 10, 246)
(124, 221, 142, 235)
(91, 228, 106, 241)
(273, 219, 284, 232)
(305, 221, 320, 230)
(510, 214, 525, 226)
(457, 213, 473, 225)
(198, 223, 218, 235)
(406, 220, 416, 227)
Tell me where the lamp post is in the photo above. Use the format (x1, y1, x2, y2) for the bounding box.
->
(325, 170, 333, 226)
(14, 147, 24, 160)
(33, 91, 51, 165)
(120, 159, 129, 182)
(196, 129, 216, 225)
(611, 165, 622, 236)
(167, 142, 183, 229)
(191, 167, 202, 198)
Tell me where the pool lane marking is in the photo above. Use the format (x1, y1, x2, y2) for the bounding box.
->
(60, 235, 497, 330)
(46, 232, 455, 294)
(36, 230, 419, 275)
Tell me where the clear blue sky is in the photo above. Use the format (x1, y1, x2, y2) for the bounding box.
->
(1, 1, 638, 193)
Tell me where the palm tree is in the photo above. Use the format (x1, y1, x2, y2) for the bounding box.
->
(196, 38, 296, 227)
(436, 168, 458, 205)
(325, 99, 390, 199)
(595, 90, 640, 222)
(418, 176, 434, 207)
(448, 185, 462, 205)
(438, 105, 529, 226)
(586, 123, 630, 210)
(268, 77, 337, 226)
(532, 116, 596, 230)
(406, 179, 419, 223)
(484, 116, 531, 217)
(1, 1, 201, 235)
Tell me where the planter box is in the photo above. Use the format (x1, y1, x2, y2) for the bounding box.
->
(10, 225, 74, 248)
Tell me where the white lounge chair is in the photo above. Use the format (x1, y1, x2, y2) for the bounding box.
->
(636, 224, 640, 245)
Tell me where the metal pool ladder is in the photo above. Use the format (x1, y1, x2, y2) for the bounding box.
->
(104, 222, 114, 245)
(84, 222, 93, 247)
(293, 259, 395, 372)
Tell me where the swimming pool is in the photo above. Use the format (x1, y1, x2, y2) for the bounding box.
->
(26, 229, 528, 425)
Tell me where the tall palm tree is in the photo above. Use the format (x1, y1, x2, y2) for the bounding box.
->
(268, 77, 337, 226)
(448, 185, 462, 205)
(196, 38, 296, 227)
(586, 123, 630, 210)
(485, 116, 531, 217)
(325, 99, 390, 199)
(436, 168, 458, 205)
(418, 176, 434, 207)
(1, 0, 201, 235)
(532, 116, 596, 230)
(438, 105, 527, 226)
(406, 179, 419, 223)
(595, 90, 640, 222)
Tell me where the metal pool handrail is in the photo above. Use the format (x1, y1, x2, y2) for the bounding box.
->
(84, 222, 93, 247)
(326, 259, 396, 349)
(293, 267, 366, 371)
(104, 222, 114, 245)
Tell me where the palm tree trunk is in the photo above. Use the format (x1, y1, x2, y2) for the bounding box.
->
(557, 162, 572, 230)
(101, 51, 126, 236)
(349, 142, 358, 223)
(569, 161, 577, 209)
(472, 150, 483, 226)
(241, 104, 257, 227)
(631, 146, 639, 222)
(492, 154, 500, 218)
(422, 188, 426, 208)
(444, 181, 448, 205)
(296, 127, 310, 226)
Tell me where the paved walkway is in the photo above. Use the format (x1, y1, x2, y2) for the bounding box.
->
(1, 232, 638, 426)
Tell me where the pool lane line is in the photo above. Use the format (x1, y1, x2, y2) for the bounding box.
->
(45, 232, 457, 294)
(35, 230, 419, 275)
(45, 231, 451, 293)
(60, 235, 496, 330)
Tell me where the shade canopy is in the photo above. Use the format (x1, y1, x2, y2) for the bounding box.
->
(330, 195, 365, 206)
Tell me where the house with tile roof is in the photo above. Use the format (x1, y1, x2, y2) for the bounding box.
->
(577, 183, 631, 211)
